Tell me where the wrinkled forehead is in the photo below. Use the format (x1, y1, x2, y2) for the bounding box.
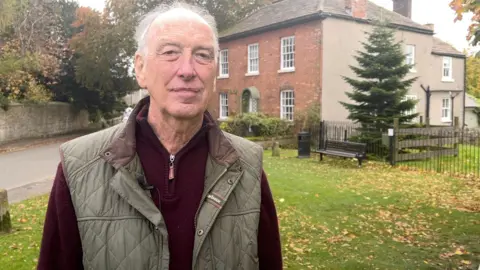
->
(147, 9, 215, 48)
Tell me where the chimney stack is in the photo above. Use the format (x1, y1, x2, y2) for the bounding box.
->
(424, 23, 434, 32)
(393, 0, 412, 19)
(345, 0, 367, 19)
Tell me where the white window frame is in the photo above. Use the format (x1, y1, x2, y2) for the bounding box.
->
(280, 90, 294, 121)
(402, 95, 417, 121)
(219, 92, 228, 119)
(247, 43, 259, 75)
(442, 57, 453, 82)
(279, 36, 295, 72)
(441, 97, 452, 122)
(218, 49, 229, 78)
(405, 45, 416, 72)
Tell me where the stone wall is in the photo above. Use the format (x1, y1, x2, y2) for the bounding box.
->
(0, 102, 89, 144)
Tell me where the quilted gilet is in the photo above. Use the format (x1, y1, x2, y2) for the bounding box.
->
(59, 99, 263, 270)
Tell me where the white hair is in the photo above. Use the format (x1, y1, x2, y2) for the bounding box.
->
(134, 1, 219, 61)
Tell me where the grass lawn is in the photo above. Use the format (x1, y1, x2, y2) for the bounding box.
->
(1, 150, 479, 269)
(0, 195, 47, 270)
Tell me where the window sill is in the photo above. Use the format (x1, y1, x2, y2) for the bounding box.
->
(441, 119, 452, 123)
(245, 72, 259, 77)
(218, 117, 229, 121)
(442, 78, 454, 83)
(278, 68, 295, 73)
(217, 75, 229, 79)
(409, 68, 417, 73)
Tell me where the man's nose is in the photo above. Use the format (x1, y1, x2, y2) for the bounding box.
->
(177, 52, 196, 81)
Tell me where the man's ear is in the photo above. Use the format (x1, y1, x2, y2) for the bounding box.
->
(134, 53, 146, 88)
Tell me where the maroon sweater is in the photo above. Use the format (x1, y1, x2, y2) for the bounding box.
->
(37, 110, 282, 270)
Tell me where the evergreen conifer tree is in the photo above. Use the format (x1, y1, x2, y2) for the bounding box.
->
(340, 21, 418, 143)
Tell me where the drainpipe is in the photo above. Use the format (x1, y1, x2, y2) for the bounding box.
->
(421, 84, 431, 125)
(450, 91, 460, 127)
(450, 91, 455, 127)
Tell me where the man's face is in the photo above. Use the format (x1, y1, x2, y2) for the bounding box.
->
(135, 16, 217, 120)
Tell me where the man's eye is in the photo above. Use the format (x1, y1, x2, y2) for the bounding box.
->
(163, 50, 178, 55)
(195, 52, 213, 62)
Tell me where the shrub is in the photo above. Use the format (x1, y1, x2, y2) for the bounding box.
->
(257, 117, 293, 137)
(294, 103, 321, 132)
(0, 94, 9, 111)
(219, 113, 293, 138)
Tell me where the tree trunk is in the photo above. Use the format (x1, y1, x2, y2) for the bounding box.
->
(0, 189, 12, 233)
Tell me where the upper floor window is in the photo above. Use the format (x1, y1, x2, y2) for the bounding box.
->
(280, 36, 295, 71)
(280, 90, 294, 121)
(219, 49, 229, 77)
(248, 43, 259, 74)
(219, 93, 228, 119)
(405, 45, 416, 71)
(441, 97, 451, 122)
(442, 56, 453, 81)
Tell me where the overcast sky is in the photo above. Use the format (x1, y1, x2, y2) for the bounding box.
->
(76, 0, 478, 53)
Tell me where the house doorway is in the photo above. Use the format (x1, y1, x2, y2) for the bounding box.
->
(241, 87, 260, 113)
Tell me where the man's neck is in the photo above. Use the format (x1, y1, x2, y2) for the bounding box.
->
(147, 105, 204, 155)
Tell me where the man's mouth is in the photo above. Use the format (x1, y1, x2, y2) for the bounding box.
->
(170, 88, 201, 93)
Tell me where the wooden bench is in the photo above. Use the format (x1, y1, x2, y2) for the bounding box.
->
(318, 140, 367, 166)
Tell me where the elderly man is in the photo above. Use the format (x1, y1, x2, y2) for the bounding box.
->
(37, 2, 282, 270)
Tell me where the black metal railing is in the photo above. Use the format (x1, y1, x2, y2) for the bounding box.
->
(309, 120, 480, 178)
(311, 121, 389, 160)
(395, 126, 480, 178)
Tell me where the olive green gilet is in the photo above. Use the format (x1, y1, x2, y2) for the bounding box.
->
(59, 123, 263, 270)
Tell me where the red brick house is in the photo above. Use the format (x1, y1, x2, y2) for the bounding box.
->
(210, 0, 466, 126)
(211, 0, 323, 122)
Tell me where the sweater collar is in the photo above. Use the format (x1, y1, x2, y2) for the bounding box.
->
(101, 96, 240, 169)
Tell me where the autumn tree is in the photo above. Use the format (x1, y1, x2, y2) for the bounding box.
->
(0, 0, 68, 108)
(0, 0, 25, 33)
(0, 40, 53, 105)
(450, 0, 480, 46)
(67, 6, 134, 117)
(466, 55, 480, 98)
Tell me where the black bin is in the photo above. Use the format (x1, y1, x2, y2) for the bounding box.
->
(297, 131, 311, 158)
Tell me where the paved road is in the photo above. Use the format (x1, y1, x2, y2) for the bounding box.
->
(0, 143, 62, 203)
